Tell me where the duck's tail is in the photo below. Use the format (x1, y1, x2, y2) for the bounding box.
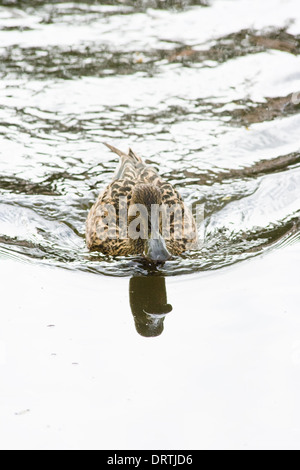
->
(104, 142, 142, 163)
(104, 142, 145, 181)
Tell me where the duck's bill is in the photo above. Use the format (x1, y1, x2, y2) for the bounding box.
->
(144, 236, 171, 264)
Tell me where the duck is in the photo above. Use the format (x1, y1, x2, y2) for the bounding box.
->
(86, 143, 198, 263)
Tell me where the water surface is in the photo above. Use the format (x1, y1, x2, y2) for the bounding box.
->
(1, 0, 300, 450)
(0, 0, 300, 278)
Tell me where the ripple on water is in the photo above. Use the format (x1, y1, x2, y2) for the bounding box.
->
(0, 0, 300, 277)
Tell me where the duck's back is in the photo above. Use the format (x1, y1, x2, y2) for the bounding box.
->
(86, 144, 198, 255)
(111, 144, 161, 187)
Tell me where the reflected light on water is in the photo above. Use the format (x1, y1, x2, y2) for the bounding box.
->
(0, 0, 299, 278)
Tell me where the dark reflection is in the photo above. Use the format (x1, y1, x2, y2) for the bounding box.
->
(129, 276, 173, 337)
(166, 28, 300, 65)
(0, 175, 59, 196)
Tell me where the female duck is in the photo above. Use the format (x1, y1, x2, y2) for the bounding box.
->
(86, 143, 198, 263)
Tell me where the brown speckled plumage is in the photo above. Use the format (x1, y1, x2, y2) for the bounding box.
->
(86, 143, 198, 258)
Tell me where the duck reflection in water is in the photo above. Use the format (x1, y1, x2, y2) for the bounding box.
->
(129, 276, 173, 337)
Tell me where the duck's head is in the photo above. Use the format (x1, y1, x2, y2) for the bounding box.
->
(129, 184, 171, 264)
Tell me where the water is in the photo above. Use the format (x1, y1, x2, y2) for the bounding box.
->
(1, 1, 300, 449)
(0, 0, 300, 278)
